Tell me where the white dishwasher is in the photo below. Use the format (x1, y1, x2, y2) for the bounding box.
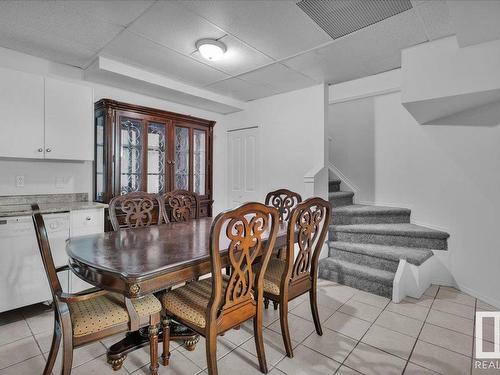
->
(0, 213, 70, 312)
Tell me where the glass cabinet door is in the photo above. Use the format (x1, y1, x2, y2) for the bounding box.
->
(119, 116, 144, 194)
(193, 128, 207, 196)
(147, 122, 167, 194)
(174, 126, 190, 190)
(95, 111, 106, 201)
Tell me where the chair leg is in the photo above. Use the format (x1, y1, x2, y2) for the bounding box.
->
(279, 298, 293, 358)
(263, 298, 269, 309)
(60, 327, 74, 375)
(149, 323, 159, 375)
(309, 288, 323, 336)
(253, 315, 268, 374)
(43, 319, 61, 375)
(161, 318, 170, 366)
(272, 301, 279, 310)
(205, 332, 218, 375)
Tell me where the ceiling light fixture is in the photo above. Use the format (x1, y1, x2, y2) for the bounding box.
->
(196, 39, 227, 61)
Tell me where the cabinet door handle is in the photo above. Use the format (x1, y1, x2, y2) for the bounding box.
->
(38, 148, 43, 152)
(46, 148, 52, 152)
(86, 217, 92, 221)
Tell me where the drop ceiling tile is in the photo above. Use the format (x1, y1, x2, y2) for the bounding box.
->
(128, 1, 225, 55)
(179, 0, 331, 59)
(0, 1, 123, 52)
(414, 0, 455, 41)
(102, 31, 229, 87)
(206, 78, 280, 101)
(60, 1, 155, 27)
(191, 35, 273, 76)
(238, 63, 317, 93)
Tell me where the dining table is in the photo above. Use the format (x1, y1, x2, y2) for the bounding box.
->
(65, 216, 291, 370)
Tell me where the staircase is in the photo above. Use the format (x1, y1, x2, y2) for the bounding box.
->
(319, 179, 450, 298)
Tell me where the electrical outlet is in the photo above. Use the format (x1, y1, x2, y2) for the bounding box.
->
(15, 175, 24, 187)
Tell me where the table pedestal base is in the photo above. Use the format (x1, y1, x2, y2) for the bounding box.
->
(107, 321, 199, 371)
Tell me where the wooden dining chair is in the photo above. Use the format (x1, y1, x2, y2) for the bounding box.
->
(161, 202, 280, 375)
(264, 188, 302, 309)
(32, 204, 162, 375)
(162, 189, 200, 222)
(261, 197, 330, 358)
(108, 192, 167, 230)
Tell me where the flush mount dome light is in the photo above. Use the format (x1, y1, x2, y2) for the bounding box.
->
(196, 39, 226, 61)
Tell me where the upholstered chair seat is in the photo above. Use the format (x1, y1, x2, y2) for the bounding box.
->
(261, 258, 287, 296)
(70, 294, 161, 337)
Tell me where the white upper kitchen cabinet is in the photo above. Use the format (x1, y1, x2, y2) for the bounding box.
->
(0, 67, 45, 159)
(44, 78, 94, 160)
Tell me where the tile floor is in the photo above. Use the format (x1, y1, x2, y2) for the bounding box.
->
(0, 280, 498, 375)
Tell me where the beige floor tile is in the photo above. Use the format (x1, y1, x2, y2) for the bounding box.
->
(423, 285, 439, 298)
(132, 350, 202, 374)
(0, 354, 45, 375)
(432, 299, 475, 320)
(240, 328, 298, 367)
(216, 346, 275, 375)
(0, 336, 41, 369)
(268, 368, 287, 375)
(276, 344, 341, 375)
(288, 294, 308, 310)
(436, 288, 476, 307)
(374, 310, 423, 338)
(177, 336, 237, 370)
(410, 340, 471, 375)
(335, 365, 363, 374)
(324, 311, 371, 341)
(404, 294, 434, 308)
(71, 354, 128, 375)
(34, 330, 54, 353)
(317, 285, 356, 308)
(476, 300, 498, 311)
(290, 299, 338, 323)
(22, 306, 54, 335)
(386, 300, 429, 321)
(344, 342, 406, 375)
(302, 327, 357, 363)
(268, 313, 315, 343)
(426, 309, 474, 336)
(338, 300, 383, 323)
(0, 319, 31, 347)
(361, 324, 416, 360)
(51, 341, 107, 373)
(221, 321, 254, 346)
(351, 290, 390, 309)
(419, 323, 473, 357)
(403, 362, 439, 374)
(317, 279, 339, 288)
(262, 307, 280, 327)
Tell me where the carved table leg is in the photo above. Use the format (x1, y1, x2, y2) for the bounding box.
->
(107, 355, 126, 371)
(149, 324, 159, 375)
(184, 335, 200, 351)
(161, 318, 170, 366)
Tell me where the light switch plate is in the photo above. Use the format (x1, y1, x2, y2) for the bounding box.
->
(15, 175, 24, 187)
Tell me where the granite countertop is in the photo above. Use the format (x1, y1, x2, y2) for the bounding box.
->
(0, 193, 108, 217)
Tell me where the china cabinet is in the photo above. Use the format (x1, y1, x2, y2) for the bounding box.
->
(94, 99, 215, 222)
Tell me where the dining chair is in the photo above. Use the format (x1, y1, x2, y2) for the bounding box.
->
(108, 191, 167, 230)
(261, 197, 330, 358)
(161, 202, 280, 375)
(264, 188, 302, 310)
(31, 204, 163, 375)
(162, 189, 200, 222)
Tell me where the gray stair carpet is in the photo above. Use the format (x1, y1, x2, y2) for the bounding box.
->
(319, 179, 450, 298)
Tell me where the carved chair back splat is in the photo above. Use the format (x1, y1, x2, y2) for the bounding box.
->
(162, 189, 200, 222)
(265, 188, 302, 222)
(109, 192, 167, 230)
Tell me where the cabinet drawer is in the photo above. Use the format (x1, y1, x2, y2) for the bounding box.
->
(70, 209, 104, 236)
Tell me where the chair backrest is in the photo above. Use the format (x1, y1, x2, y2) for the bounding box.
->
(162, 189, 200, 222)
(265, 189, 302, 222)
(31, 204, 63, 301)
(285, 197, 331, 285)
(109, 192, 166, 230)
(207, 202, 279, 322)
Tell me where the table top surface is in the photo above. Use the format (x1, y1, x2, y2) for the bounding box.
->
(66, 217, 288, 279)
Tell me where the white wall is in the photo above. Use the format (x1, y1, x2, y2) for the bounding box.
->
(220, 84, 327, 205)
(329, 70, 500, 308)
(0, 47, 227, 212)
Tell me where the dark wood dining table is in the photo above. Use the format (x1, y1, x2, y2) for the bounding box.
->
(65, 216, 290, 368)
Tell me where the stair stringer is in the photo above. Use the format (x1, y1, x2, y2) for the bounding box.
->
(392, 250, 455, 302)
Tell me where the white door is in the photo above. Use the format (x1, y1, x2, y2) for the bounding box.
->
(44, 78, 94, 160)
(0, 67, 44, 159)
(227, 127, 260, 208)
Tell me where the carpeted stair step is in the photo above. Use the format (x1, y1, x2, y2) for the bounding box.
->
(330, 223, 449, 250)
(329, 241, 434, 272)
(319, 257, 394, 298)
(332, 204, 411, 225)
(329, 191, 354, 207)
(329, 179, 341, 192)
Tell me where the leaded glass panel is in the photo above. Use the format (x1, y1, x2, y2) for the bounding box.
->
(95, 115, 105, 201)
(193, 129, 206, 195)
(147, 122, 166, 194)
(174, 126, 189, 190)
(120, 117, 143, 194)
